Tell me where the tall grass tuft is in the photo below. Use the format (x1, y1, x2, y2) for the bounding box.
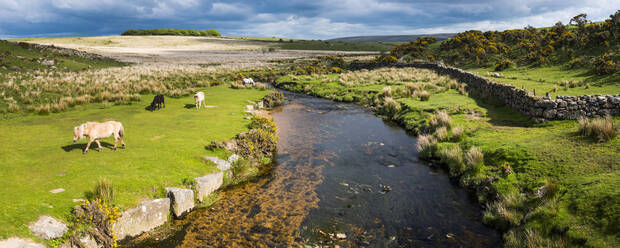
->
(578, 117, 617, 142)
(439, 146, 465, 177)
(418, 90, 430, 101)
(451, 126, 464, 141)
(416, 134, 437, 159)
(482, 194, 523, 231)
(94, 178, 115, 205)
(381, 86, 392, 97)
(435, 126, 449, 141)
(464, 146, 484, 172)
(430, 111, 452, 128)
(7, 103, 20, 113)
(380, 97, 401, 117)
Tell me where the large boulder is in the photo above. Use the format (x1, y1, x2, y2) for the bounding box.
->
(203, 156, 231, 171)
(0, 238, 45, 248)
(166, 187, 194, 218)
(113, 198, 170, 240)
(29, 216, 67, 240)
(195, 172, 223, 202)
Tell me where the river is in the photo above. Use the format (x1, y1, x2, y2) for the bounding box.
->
(129, 91, 501, 247)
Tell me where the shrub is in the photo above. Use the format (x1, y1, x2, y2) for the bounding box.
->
(578, 117, 617, 142)
(237, 116, 278, 160)
(248, 115, 277, 133)
(495, 59, 514, 71)
(94, 178, 115, 205)
(262, 91, 285, 108)
(593, 54, 618, 75)
(418, 90, 430, 101)
(330, 67, 343, 73)
(430, 111, 452, 128)
(439, 146, 465, 177)
(71, 199, 120, 247)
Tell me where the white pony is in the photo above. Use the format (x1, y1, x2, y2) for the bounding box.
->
(73, 121, 125, 154)
(242, 78, 255, 86)
(194, 91, 206, 109)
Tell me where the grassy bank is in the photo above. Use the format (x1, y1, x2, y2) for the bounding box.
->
(275, 67, 619, 247)
(0, 85, 271, 240)
(467, 66, 620, 98)
(0, 40, 124, 73)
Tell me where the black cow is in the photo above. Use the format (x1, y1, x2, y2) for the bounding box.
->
(149, 94, 165, 111)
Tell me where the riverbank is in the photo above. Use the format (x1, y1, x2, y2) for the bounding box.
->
(0, 85, 276, 245)
(274, 65, 619, 247)
(124, 90, 502, 247)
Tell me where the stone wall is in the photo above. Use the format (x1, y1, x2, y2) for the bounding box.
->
(350, 62, 620, 122)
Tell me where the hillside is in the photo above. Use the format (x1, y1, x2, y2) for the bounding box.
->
(0, 40, 124, 74)
(328, 33, 455, 42)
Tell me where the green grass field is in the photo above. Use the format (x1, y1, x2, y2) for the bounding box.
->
(0, 85, 271, 239)
(468, 66, 620, 97)
(276, 69, 619, 247)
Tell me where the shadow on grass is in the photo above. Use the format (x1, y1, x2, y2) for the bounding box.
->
(472, 97, 534, 127)
(184, 104, 196, 109)
(62, 141, 115, 152)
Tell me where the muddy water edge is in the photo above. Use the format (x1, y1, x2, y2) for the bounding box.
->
(126, 91, 501, 248)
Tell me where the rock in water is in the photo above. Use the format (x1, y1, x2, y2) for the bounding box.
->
(29, 216, 67, 240)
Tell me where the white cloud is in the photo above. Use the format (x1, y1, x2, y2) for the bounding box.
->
(235, 16, 367, 39)
(208, 2, 251, 16)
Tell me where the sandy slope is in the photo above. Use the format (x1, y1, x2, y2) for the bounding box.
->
(15, 36, 375, 65)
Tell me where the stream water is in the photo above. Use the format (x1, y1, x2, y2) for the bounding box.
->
(130, 91, 501, 247)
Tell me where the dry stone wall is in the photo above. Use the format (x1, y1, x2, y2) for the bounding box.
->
(350, 62, 620, 122)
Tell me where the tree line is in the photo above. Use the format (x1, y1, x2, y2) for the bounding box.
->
(121, 28, 221, 37)
(390, 11, 620, 74)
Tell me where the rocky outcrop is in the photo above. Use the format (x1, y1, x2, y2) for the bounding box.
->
(194, 172, 224, 202)
(166, 187, 195, 218)
(113, 198, 170, 240)
(28, 216, 67, 240)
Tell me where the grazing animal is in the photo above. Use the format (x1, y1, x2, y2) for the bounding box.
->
(242, 78, 255, 86)
(194, 92, 206, 109)
(73, 121, 125, 154)
(150, 94, 165, 111)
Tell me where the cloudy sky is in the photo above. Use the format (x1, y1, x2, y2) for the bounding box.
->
(0, 0, 618, 39)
